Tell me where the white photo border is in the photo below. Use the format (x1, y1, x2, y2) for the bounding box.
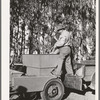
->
(1, 0, 99, 100)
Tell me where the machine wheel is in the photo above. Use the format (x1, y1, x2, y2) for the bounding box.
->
(41, 78, 64, 100)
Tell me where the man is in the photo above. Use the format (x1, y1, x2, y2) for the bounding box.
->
(51, 25, 74, 77)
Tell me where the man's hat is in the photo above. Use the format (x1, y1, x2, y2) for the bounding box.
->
(54, 24, 65, 32)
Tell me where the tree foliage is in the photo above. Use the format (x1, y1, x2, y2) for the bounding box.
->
(10, 0, 96, 63)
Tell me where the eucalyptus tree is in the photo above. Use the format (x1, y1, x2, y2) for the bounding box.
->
(10, 0, 96, 63)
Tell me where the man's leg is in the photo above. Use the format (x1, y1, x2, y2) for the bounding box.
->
(65, 56, 74, 75)
(52, 46, 72, 76)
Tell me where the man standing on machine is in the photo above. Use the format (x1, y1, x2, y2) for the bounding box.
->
(51, 24, 74, 77)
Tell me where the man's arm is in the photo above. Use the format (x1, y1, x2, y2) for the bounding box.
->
(54, 36, 66, 49)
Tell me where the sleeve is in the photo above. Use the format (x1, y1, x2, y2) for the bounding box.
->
(54, 31, 70, 48)
(54, 36, 66, 47)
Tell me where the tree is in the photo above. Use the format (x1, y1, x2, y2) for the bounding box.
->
(10, 0, 96, 63)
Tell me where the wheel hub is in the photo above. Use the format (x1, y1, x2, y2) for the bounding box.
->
(48, 86, 58, 97)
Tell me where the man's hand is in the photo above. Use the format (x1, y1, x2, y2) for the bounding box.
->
(50, 48, 60, 54)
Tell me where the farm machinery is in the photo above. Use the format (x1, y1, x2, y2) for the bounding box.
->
(10, 54, 95, 100)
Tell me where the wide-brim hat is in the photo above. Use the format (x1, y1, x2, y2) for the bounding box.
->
(54, 24, 65, 32)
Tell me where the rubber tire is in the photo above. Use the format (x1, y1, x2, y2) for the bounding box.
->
(41, 78, 64, 100)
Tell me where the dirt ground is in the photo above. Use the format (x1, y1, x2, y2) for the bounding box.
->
(38, 89, 95, 100)
(10, 90, 95, 100)
(38, 91, 95, 100)
(64, 92, 95, 100)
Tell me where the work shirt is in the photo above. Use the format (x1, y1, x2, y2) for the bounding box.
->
(54, 30, 72, 48)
